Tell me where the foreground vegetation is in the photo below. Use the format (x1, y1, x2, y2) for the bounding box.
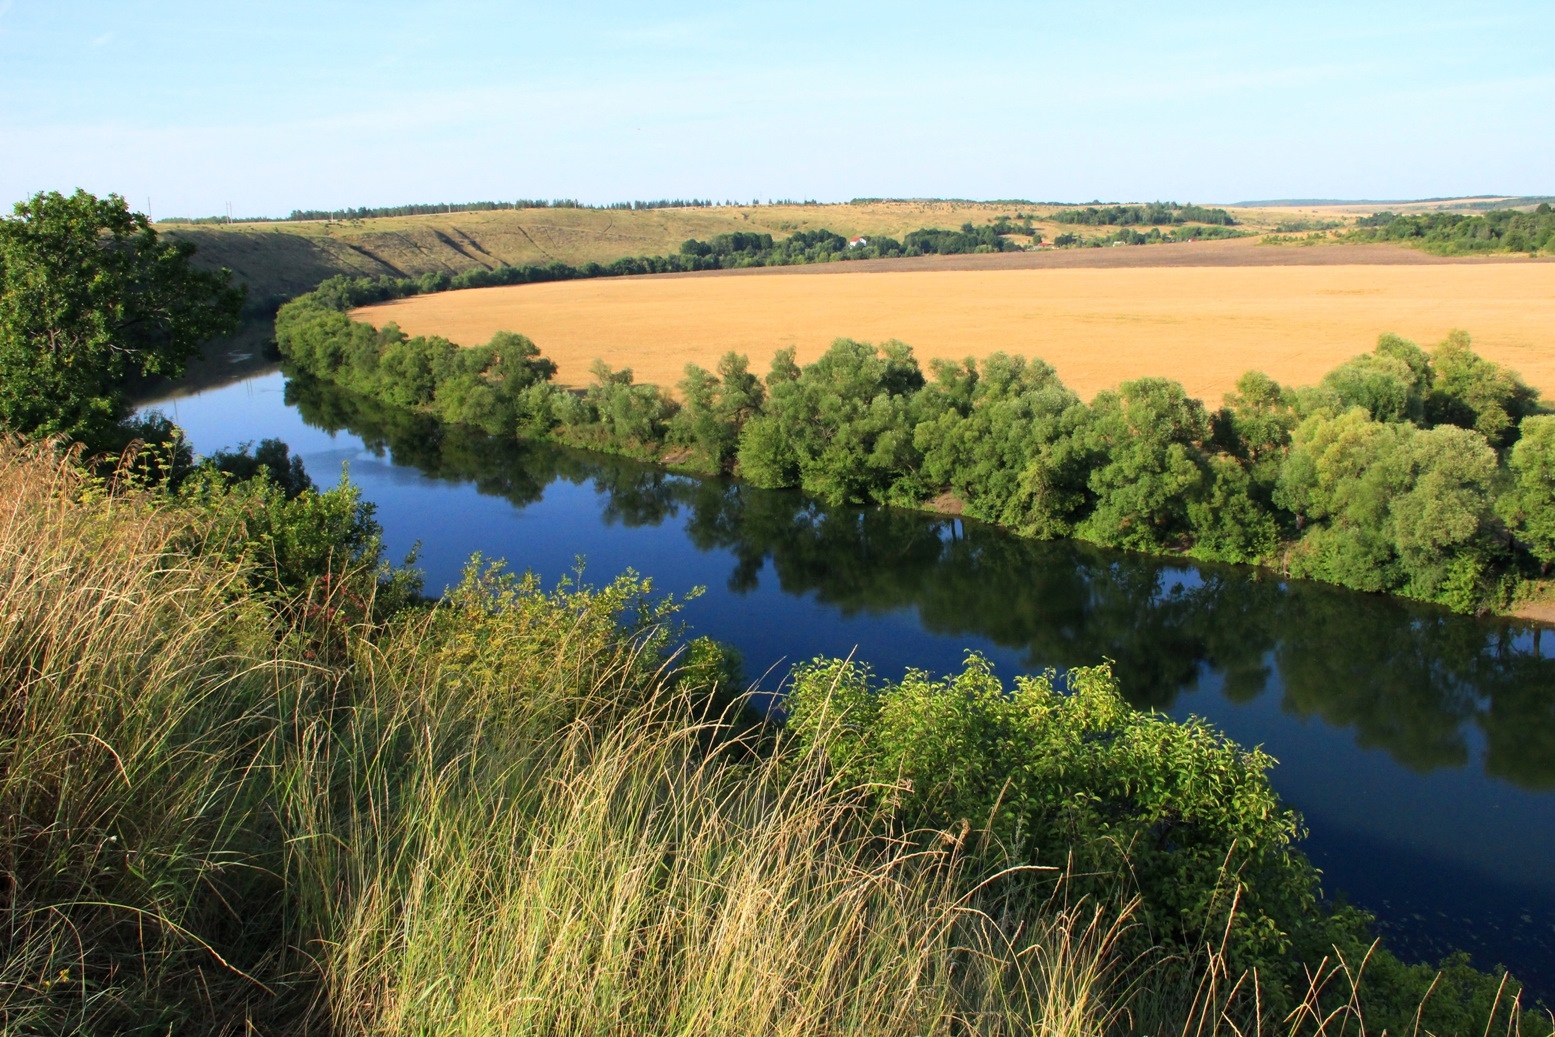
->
(277, 274, 1554, 616)
(2, 438, 1550, 1035)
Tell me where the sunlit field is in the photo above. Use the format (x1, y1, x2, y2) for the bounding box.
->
(355, 260, 1555, 402)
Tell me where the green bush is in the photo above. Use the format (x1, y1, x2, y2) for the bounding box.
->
(782, 652, 1545, 1033)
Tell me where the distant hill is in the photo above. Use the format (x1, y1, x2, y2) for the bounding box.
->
(155, 197, 1436, 315)
(157, 200, 1061, 310)
(1239, 195, 1554, 210)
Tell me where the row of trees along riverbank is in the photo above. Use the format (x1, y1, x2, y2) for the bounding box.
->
(277, 274, 1555, 617)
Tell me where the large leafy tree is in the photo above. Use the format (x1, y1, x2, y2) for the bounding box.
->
(736, 338, 925, 504)
(1072, 377, 1211, 551)
(1500, 415, 1555, 574)
(0, 189, 243, 442)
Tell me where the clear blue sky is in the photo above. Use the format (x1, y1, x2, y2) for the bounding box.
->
(2, 0, 1551, 218)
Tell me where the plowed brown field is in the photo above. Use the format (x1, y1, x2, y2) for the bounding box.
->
(354, 252, 1555, 403)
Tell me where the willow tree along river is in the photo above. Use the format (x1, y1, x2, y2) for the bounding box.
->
(145, 368, 1555, 999)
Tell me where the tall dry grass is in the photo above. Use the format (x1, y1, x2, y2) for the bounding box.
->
(0, 440, 312, 1032)
(0, 439, 1548, 1036)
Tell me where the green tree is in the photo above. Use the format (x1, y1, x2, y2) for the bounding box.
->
(1425, 330, 1539, 447)
(1213, 370, 1298, 473)
(1310, 335, 1430, 424)
(1500, 414, 1555, 573)
(667, 352, 764, 473)
(912, 352, 1082, 526)
(736, 339, 924, 504)
(783, 655, 1320, 985)
(1278, 410, 1502, 610)
(0, 190, 243, 442)
(1072, 378, 1211, 551)
(1390, 424, 1501, 609)
(1276, 408, 1410, 593)
(552, 360, 678, 458)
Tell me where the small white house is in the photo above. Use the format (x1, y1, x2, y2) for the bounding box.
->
(848, 236, 868, 248)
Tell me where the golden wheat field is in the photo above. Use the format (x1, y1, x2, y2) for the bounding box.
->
(354, 260, 1555, 403)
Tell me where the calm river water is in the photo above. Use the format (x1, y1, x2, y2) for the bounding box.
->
(144, 369, 1555, 997)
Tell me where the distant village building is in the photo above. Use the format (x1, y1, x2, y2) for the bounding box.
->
(848, 236, 868, 248)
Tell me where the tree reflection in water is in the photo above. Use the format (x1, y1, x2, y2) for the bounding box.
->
(289, 374, 1555, 792)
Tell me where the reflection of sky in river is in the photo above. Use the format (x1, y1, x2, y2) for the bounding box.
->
(143, 371, 1555, 994)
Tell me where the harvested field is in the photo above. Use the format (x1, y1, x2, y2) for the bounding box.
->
(354, 246, 1555, 404)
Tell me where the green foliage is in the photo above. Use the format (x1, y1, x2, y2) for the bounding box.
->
(913, 352, 1083, 527)
(1052, 201, 1238, 226)
(1277, 411, 1505, 609)
(1348, 205, 1555, 255)
(1057, 224, 1249, 247)
(1426, 330, 1540, 447)
(737, 338, 925, 504)
(552, 360, 679, 459)
(1073, 378, 1211, 551)
(1312, 337, 1431, 424)
(1501, 415, 1555, 572)
(666, 352, 765, 472)
(0, 190, 242, 444)
(782, 653, 1544, 1032)
(901, 223, 1019, 255)
(276, 284, 1548, 614)
(179, 464, 416, 612)
(1213, 372, 1297, 484)
(277, 291, 559, 436)
(1188, 456, 1282, 563)
(783, 654, 1316, 1010)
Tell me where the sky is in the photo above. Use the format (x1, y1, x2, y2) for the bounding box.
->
(1, 0, 1551, 218)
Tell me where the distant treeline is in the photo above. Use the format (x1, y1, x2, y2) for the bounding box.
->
(602, 198, 718, 210)
(1347, 205, 1555, 254)
(1270, 218, 1343, 233)
(161, 198, 734, 224)
(287, 200, 586, 220)
(1454, 196, 1555, 211)
(278, 279, 1555, 616)
(848, 197, 1043, 205)
(1053, 202, 1238, 227)
(1052, 224, 1246, 247)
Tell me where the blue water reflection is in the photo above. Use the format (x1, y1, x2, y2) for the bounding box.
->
(143, 370, 1555, 996)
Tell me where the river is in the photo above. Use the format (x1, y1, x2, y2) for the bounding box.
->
(142, 368, 1555, 998)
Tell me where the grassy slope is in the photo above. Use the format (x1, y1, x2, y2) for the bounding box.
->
(161, 200, 1297, 306)
(0, 442, 1218, 1036)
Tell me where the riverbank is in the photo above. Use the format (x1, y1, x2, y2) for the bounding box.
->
(1510, 581, 1555, 623)
(278, 273, 1555, 619)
